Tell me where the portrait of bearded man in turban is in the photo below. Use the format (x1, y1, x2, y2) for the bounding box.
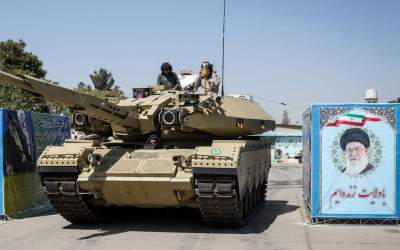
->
(340, 128, 374, 177)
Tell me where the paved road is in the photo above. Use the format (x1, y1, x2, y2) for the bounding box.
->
(1, 164, 400, 250)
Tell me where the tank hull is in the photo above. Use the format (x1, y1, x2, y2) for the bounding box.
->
(38, 138, 271, 226)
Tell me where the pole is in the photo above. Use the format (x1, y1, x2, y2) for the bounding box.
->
(221, 0, 226, 96)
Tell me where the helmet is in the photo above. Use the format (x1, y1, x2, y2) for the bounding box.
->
(201, 61, 213, 70)
(161, 62, 172, 72)
(200, 61, 213, 77)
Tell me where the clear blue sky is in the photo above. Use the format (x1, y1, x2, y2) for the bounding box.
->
(1, 0, 400, 123)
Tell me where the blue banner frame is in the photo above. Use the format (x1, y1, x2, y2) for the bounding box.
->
(309, 103, 400, 219)
(0, 109, 3, 216)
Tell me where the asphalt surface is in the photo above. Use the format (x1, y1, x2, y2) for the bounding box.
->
(1, 164, 400, 250)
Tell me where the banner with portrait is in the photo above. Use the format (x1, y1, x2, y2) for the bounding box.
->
(320, 106, 396, 215)
(0, 109, 70, 218)
(304, 104, 400, 220)
(2, 109, 36, 217)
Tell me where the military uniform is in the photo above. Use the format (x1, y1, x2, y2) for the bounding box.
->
(193, 70, 220, 95)
(157, 72, 180, 90)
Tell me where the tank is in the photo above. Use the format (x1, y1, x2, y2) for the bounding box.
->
(0, 70, 275, 227)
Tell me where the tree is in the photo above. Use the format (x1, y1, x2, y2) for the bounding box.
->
(90, 68, 115, 90)
(0, 39, 51, 113)
(76, 81, 92, 91)
(281, 109, 291, 125)
(75, 80, 125, 100)
(80, 69, 125, 99)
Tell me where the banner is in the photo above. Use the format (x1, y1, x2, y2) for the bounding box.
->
(31, 112, 70, 158)
(3, 110, 36, 216)
(0, 109, 70, 218)
(304, 104, 400, 220)
(321, 107, 395, 215)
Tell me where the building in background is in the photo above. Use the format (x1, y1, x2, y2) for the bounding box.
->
(262, 124, 302, 163)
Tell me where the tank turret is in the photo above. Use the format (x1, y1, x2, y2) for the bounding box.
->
(0, 70, 274, 140)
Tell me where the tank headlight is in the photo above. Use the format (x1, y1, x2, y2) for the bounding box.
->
(74, 112, 86, 126)
(159, 109, 181, 126)
(88, 153, 101, 163)
(162, 110, 176, 125)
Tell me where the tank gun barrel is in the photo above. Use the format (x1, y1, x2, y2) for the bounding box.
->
(0, 70, 140, 131)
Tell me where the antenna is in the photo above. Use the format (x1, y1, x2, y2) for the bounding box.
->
(221, 0, 226, 96)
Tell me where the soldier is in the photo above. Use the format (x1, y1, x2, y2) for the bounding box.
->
(157, 62, 181, 90)
(191, 61, 220, 95)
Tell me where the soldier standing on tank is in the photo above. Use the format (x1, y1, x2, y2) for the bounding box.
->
(157, 62, 181, 90)
(190, 61, 220, 95)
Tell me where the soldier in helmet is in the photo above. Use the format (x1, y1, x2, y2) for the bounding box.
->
(191, 61, 220, 95)
(157, 62, 181, 90)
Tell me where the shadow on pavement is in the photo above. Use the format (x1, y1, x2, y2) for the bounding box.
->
(62, 200, 298, 239)
(6, 206, 57, 220)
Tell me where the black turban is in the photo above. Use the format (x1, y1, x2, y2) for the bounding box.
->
(161, 62, 172, 71)
(340, 128, 370, 150)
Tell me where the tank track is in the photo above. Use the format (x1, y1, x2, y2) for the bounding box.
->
(196, 175, 266, 227)
(42, 175, 105, 224)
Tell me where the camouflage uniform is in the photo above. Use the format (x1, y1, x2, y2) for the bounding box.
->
(157, 72, 180, 90)
(193, 70, 220, 95)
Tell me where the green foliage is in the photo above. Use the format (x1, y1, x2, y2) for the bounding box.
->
(77, 81, 92, 91)
(78, 69, 125, 99)
(75, 85, 126, 100)
(90, 68, 115, 90)
(109, 85, 125, 99)
(0, 39, 52, 113)
(0, 39, 126, 115)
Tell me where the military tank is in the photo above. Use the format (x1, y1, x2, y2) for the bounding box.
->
(0, 70, 275, 227)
